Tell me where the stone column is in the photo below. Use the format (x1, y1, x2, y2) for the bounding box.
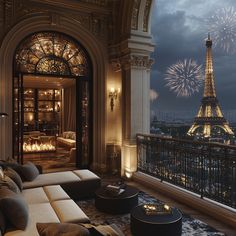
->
(121, 54, 153, 177)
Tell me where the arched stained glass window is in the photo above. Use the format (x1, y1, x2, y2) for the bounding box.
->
(15, 32, 89, 76)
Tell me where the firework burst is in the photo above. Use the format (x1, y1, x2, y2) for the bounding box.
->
(207, 7, 236, 53)
(165, 59, 204, 97)
(150, 89, 159, 101)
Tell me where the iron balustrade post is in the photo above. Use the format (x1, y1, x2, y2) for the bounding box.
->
(208, 146, 212, 199)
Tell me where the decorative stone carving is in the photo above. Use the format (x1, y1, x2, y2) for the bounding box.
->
(111, 59, 121, 72)
(0, 1, 4, 33)
(80, 0, 108, 7)
(143, 0, 152, 32)
(4, 0, 13, 28)
(121, 55, 154, 70)
(130, 55, 154, 69)
(0, 0, 109, 44)
(50, 12, 60, 26)
(131, 0, 141, 30)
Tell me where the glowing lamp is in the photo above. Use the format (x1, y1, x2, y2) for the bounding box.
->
(108, 88, 120, 111)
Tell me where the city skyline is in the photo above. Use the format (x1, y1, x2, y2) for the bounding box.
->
(151, 0, 236, 117)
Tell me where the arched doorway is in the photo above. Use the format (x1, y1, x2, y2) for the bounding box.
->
(13, 31, 92, 170)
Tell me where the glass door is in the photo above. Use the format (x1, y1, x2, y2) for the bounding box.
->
(76, 77, 92, 168)
(13, 73, 24, 163)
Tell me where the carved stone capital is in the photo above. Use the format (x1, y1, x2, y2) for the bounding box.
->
(121, 55, 154, 70)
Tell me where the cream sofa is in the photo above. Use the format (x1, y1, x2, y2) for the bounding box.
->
(5, 185, 90, 236)
(57, 131, 76, 149)
(3, 169, 101, 236)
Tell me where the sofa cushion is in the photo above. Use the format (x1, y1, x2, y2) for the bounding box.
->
(51, 200, 90, 223)
(73, 169, 100, 181)
(5, 203, 60, 236)
(22, 187, 49, 204)
(4, 167, 23, 191)
(36, 223, 90, 236)
(0, 188, 28, 230)
(22, 171, 80, 189)
(0, 176, 20, 193)
(43, 185, 70, 202)
(15, 162, 39, 181)
(57, 137, 76, 147)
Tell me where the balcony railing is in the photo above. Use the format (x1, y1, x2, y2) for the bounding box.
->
(136, 134, 236, 209)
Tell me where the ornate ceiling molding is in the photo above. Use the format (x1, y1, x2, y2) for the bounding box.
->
(131, 0, 141, 30)
(143, 0, 152, 32)
(80, 0, 108, 7)
(0, 0, 110, 44)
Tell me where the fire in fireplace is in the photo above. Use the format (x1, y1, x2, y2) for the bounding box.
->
(23, 136, 56, 153)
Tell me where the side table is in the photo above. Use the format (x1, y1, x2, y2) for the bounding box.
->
(95, 185, 139, 214)
(130, 204, 182, 236)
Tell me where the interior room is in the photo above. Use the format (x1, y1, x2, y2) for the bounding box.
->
(17, 75, 77, 171)
(0, 0, 235, 236)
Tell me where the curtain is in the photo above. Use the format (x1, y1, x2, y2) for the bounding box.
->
(64, 85, 76, 131)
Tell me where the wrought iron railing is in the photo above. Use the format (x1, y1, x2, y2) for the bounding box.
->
(136, 134, 236, 209)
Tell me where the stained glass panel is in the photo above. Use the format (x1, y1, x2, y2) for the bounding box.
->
(15, 32, 89, 76)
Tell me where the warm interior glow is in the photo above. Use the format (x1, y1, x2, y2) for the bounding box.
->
(164, 204, 170, 211)
(29, 114, 34, 121)
(122, 143, 137, 178)
(23, 139, 56, 153)
(108, 87, 120, 111)
(125, 171, 132, 179)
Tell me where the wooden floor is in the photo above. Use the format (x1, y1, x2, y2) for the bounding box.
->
(127, 180, 236, 236)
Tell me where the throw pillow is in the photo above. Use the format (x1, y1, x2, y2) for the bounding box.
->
(0, 161, 19, 171)
(71, 132, 76, 140)
(36, 223, 90, 236)
(68, 131, 74, 139)
(62, 132, 67, 138)
(62, 131, 69, 139)
(0, 188, 28, 230)
(3, 167, 23, 191)
(0, 176, 20, 194)
(14, 162, 39, 181)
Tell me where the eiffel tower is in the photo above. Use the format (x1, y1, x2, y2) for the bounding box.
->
(187, 34, 234, 138)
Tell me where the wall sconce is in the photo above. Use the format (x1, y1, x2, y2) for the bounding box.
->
(109, 88, 120, 111)
(0, 112, 8, 118)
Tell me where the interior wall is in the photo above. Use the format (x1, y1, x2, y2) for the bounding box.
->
(64, 85, 76, 132)
(106, 64, 122, 145)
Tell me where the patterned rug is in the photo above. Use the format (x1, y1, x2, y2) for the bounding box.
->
(77, 191, 225, 236)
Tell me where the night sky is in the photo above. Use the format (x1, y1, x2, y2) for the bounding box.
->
(150, 0, 236, 121)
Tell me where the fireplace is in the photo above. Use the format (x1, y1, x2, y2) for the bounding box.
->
(23, 135, 56, 153)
